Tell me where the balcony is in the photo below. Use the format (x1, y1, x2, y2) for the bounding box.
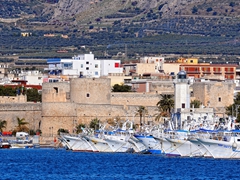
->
(225, 71, 234, 74)
(185, 71, 200, 74)
(44, 66, 63, 71)
(202, 71, 211, 74)
(213, 71, 222, 74)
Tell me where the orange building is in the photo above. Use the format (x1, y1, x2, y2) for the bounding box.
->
(180, 64, 237, 80)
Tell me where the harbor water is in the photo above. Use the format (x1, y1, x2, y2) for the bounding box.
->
(0, 148, 239, 180)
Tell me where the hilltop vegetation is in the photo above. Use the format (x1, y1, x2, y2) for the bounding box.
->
(0, 0, 240, 58)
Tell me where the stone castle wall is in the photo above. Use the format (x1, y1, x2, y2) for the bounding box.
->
(149, 81, 174, 94)
(111, 93, 160, 106)
(42, 82, 70, 103)
(0, 95, 27, 103)
(41, 103, 158, 136)
(192, 81, 235, 107)
(0, 78, 235, 136)
(70, 78, 111, 104)
(0, 103, 42, 132)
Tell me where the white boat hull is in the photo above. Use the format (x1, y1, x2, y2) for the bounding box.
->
(197, 138, 240, 159)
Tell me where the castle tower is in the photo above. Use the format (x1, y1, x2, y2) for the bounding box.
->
(174, 71, 190, 112)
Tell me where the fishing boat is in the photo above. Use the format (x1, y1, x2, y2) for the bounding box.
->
(197, 130, 240, 159)
(60, 134, 98, 152)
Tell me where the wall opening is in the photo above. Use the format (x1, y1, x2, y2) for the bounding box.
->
(53, 87, 58, 93)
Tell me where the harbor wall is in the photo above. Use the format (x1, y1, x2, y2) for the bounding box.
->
(0, 103, 42, 132)
(41, 103, 158, 136)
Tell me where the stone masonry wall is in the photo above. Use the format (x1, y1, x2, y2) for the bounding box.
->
(0, 103, 42, 132)
(192, 81, 235, 108)
(70, 78, 111, 104)
(0, 94, 27, 103)
(41, 103, 159, 136)
(42, 82, 70, 103)
(111, 93, 160, 107)
(150, 81, 174, 94)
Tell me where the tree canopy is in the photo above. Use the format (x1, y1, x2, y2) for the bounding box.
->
(190, 99, 201, 108)
(226, 92, 240, 122)
(0, 120, 7, 132)
(156, 94, 174, 116)
(75, 123, 86, 134)
(112, 84, 132, 92)
(89, 118, 100, 130)
(0, 86, 41, 102)
(135, 106, 148, 126)
(12, 117, 29, 135)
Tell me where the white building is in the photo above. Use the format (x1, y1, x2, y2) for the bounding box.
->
(140, 56, 165, 72)
(45, 52, 122, 78)
(12, 70, 44, 85)
(174, 71, 190, 111)
(173, 71, 215, 130)
(22, 71, 43, 85)
(100, 60, 123, 76)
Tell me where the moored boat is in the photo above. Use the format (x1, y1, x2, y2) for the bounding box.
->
(0, 140, 11, 149)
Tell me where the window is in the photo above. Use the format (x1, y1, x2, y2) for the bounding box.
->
(81, 64, 83, 68)
(182, 103, 185, 108)
(86, 62, 89, 64)
(86, 93, 90, 97)
(218, 97, 221, 102)
(63, 63, 72, 69)
(95, 64, 98, 68)
(95, 72, 98, 75)
(86, 67, 89, 70)
(38, 77, 42, 80)
(53, 87, 58, 93)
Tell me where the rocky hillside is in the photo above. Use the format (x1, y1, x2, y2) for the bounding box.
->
(1, 0, 240, 27)
(0, 0, 240, 57)
(43, 0, 240, 24)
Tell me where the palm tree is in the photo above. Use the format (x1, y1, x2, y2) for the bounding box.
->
(75, 123, 86, 134)
(135, 106, 148, 126)
(154, 106, 165, 122)
(156, 94, 174, 118)
(0, 119, 7, 132)
(89, 118, 100, 130)
(16, 117, 29, 132)
(190, 99, 201, 108)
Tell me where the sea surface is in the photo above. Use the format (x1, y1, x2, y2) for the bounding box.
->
(0, 148, 239, 180)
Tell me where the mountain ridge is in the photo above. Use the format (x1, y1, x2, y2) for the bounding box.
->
(0, 0, 240, 57)
(1, 0, 240, 29)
